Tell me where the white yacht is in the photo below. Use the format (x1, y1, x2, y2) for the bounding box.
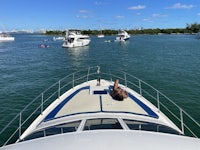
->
(0, 32, 15, 42)
(0, 66, 199, 150)
(62, 30, 91, 48)
(115, 30, 130, 41)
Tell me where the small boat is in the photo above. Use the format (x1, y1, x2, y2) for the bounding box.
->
(0, 66, 199, 150)
(115, 30, 130, 42)
(53, 36, 65, 41)
(0, 32, 15, 42)
(62, 30, 91, 48)
(97, 34, 104, 38)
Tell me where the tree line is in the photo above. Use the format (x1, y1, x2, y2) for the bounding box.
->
(45, 23, 200, 35)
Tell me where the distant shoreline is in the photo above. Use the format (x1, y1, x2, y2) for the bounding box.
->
(45, 28, 198, 36)
(4, 23, 200, 36)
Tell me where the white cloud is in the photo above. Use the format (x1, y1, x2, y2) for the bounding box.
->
(128, 5, 146, 10)
(79, 10, 91, 13)
(94, 1, 109, 5)
(152, 13, 167, 18)
(77, 9, 92, 19)
(115, 15, 125, 18)
(94, 1, 102, 5)
(76, 15, 91, 18)
(143, 18, 150, 21)
(142, 18, 154, 23)
(166, 3, 195, 9)
(142, 13, 167, 23)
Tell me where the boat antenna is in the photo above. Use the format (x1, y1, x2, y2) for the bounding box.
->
(97, 66, 101, 85)
(97, 66, 100, 74)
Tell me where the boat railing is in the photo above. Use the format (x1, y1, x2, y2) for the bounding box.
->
(0, 66, 199, 147)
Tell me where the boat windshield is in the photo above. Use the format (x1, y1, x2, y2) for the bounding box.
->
(68, 38, 74, 43)
(123, 119, 181, 135)
(23, 120, 81, 141)
(21, 118, 181, 142)
(83, 118, 122, 130)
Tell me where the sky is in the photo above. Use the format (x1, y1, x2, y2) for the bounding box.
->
(1, 0, 200, 31)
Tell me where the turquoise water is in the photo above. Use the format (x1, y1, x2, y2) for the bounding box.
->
(0, 34, 200, 136)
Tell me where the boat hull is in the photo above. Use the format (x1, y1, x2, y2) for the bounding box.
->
(0, 37, 15, 42)
(115, 37, 130, 42)
(62, 39, 90, 48)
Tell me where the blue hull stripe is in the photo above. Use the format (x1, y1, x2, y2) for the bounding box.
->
(128, 94, 158, 118)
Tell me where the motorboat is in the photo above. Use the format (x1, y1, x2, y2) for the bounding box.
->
(0, 32, 15, 42)
(97, 34, 104, 38)
(115, 30, 130, 42)
(62, 30, 91, 48)
(53, 36, 65, 41)
(0, 66, 199, 150)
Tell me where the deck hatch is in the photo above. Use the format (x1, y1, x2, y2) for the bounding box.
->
(93, 90, 108, 94)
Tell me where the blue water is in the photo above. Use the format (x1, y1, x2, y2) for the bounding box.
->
(0, 33, 200, 134)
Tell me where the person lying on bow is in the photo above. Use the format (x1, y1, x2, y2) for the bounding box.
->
(111, 79, 128, 101)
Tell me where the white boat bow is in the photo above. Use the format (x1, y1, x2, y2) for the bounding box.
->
(0, 66, 199, 150)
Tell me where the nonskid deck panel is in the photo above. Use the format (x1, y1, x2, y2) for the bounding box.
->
(44, 85, 158, 122)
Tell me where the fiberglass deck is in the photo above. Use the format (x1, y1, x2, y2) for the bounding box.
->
(45, 82, 158, 121)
